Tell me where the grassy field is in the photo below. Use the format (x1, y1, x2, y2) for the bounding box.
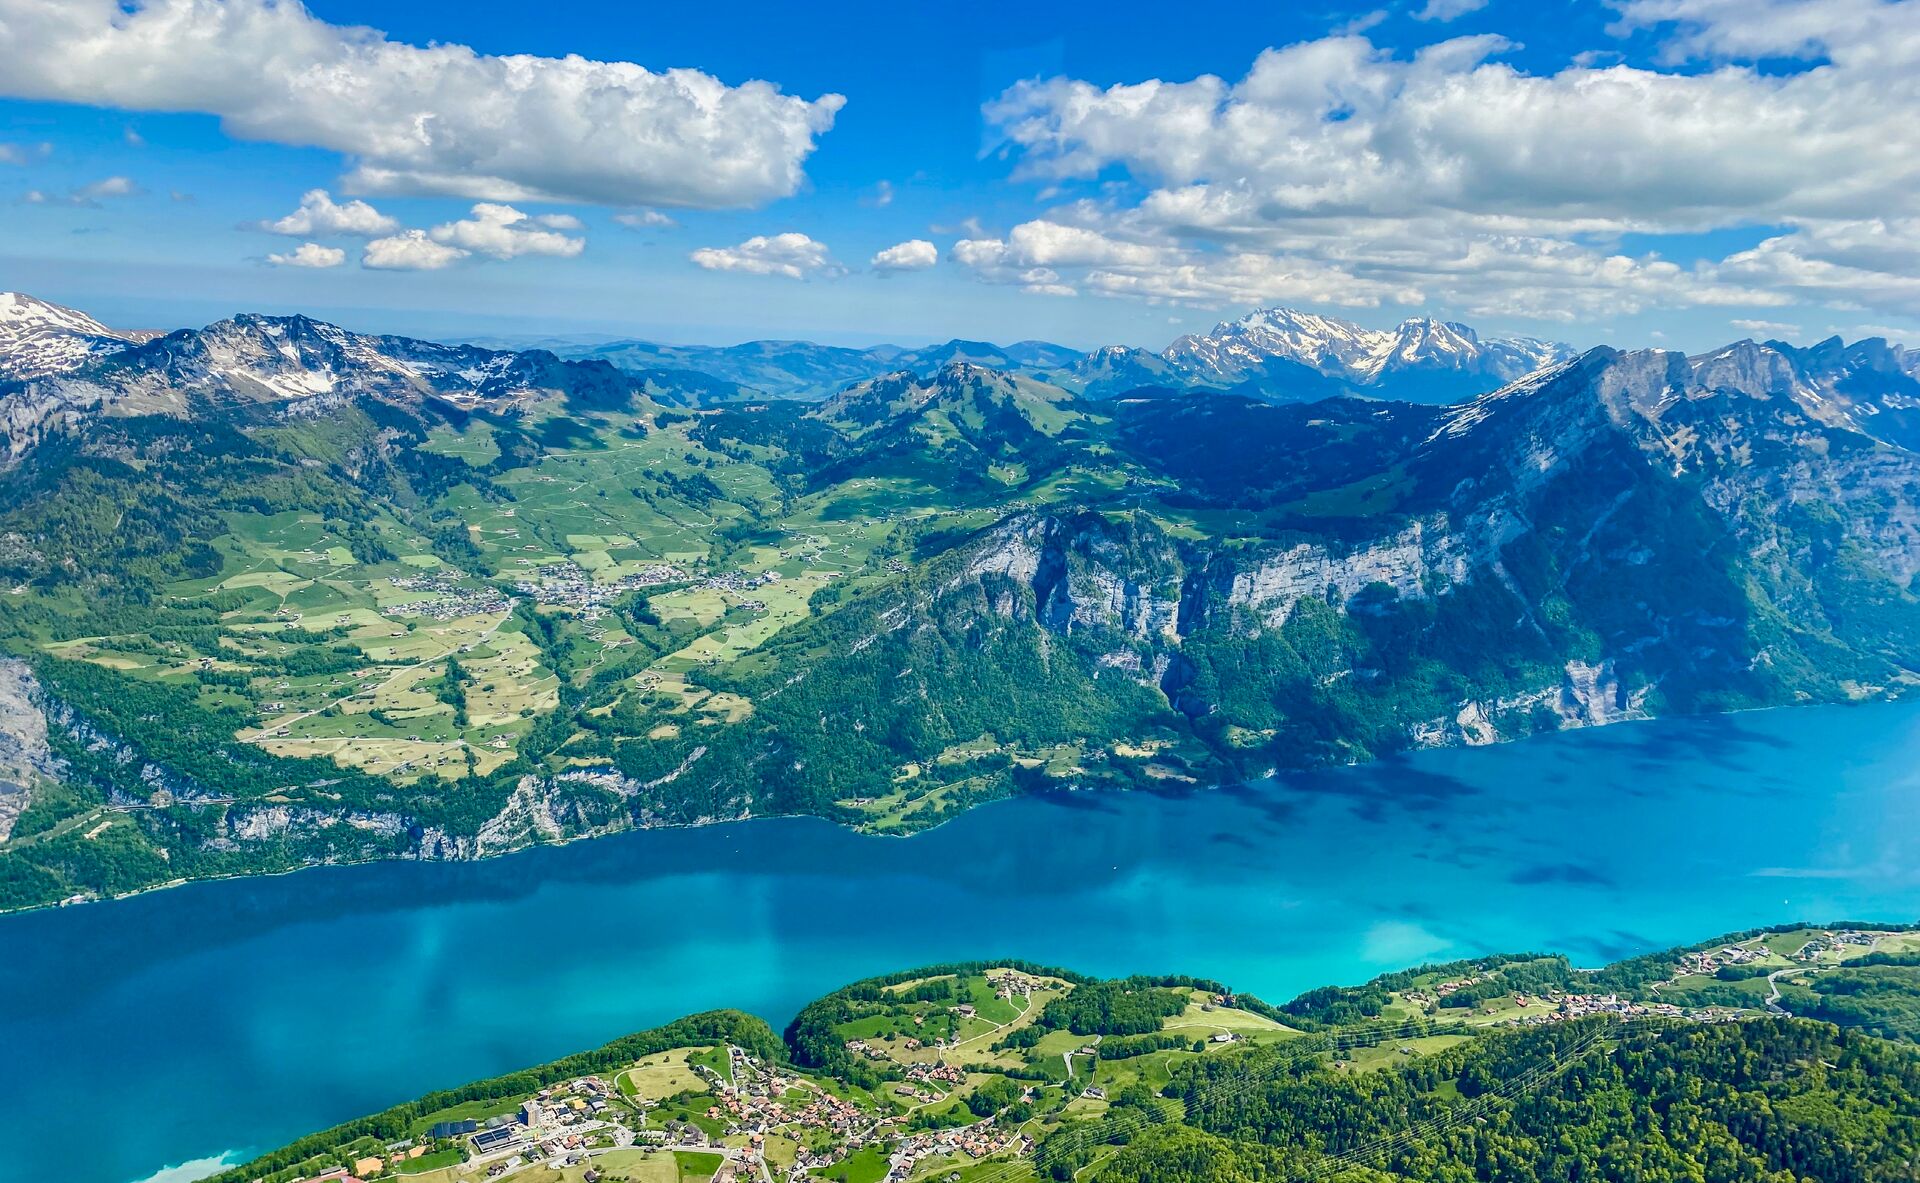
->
(815, 1143, 889, 1183)
(617, 1050, 710, 1102)
(673, 1150, 725, 1181)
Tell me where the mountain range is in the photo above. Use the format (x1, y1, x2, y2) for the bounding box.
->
(562, 306, 1578, 404)
(3, 290, 1920, 909)
(0, 292, 1585, 410)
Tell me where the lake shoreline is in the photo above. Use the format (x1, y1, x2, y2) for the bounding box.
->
(9, 695, 1920, 1183)
(3, 693, 1887, 922)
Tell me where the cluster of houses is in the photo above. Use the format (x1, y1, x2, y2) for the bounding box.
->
(1794, 929, 1882, 961)
(701, 568, 782, 594)
(700, 1046, 867, 1145)
(288, 1029, 1056, 1183)
(389, 571, 514, 621)
(516, 1075, 617, 1139)
(671, 1044, 891, 1183)
(1674, 943, 1767, 977)
(1403, 976, 1485, 1007)
(513, 560, 685, 617)
(906, 1062, 967, 1088)
(886, 1118, 1029, 1181)
(1507, 992, 1688, 1024)
(987, 970, 1041, 1001)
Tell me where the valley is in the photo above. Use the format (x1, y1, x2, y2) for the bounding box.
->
(12, 6, 1920, 1183)
(4, 296, 1920, 910)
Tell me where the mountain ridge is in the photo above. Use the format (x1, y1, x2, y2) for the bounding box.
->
(564, 305, 1584, 406)
(4, 293, 1920, 910)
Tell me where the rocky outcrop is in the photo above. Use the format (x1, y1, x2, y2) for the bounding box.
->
(0, 659, 62, 840)
(1219, 520, 1470, 627)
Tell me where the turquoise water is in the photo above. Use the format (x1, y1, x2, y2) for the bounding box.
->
(5, 701, 1920, 1183)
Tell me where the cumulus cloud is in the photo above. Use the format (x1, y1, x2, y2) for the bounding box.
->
(261, 188, 398, 237)
(870, 239, 937, 272)
(1413, 0, 1489, 21)
(972, 2, 1920, 321)
(0, 0, 845, 209)
(690, 232, 843, 279)
(615, 210, 676, 229)
(362, 229, 468, 271)
(427, 203, 585, 259)
(266, 241, 345, 268)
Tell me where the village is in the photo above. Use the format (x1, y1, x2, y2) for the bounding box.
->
(512, 561, 687, 617)
(389, 571, 516, 621)
(271, 1032, 1042, 1183)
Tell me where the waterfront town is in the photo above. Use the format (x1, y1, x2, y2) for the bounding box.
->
(252, 934, 1919, 1183)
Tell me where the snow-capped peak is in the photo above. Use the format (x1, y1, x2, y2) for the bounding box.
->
(1165, 307, 1388, 378)
(1161, 305, 1576, 403)
(0, 292, 138, 381)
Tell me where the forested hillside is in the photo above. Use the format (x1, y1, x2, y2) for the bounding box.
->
(4, 302, 1920, 909)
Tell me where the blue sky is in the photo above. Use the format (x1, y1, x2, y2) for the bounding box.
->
(1, 0, 1917, 353)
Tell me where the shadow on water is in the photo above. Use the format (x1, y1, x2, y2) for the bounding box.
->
(1510, 863, 1617, 888)
(1549, 928, 1664, 965)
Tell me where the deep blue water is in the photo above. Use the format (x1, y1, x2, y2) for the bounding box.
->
(6, 701, 1920, 1183)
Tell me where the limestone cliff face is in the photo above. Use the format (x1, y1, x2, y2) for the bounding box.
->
(961, 513, 1184, 640)
(964, 512, 1478, 643)
(0, 659, 61, 841)
(1411, 659, 1651, 748)
(1216, 520, 1472, 628)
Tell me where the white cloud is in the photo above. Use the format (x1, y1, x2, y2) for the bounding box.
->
(261, 188, 399, 237)
(20, 175, 143, 206)
(1612, 0, 1906, 64)
(0, 0, 845, 209)
(533, 213, 584, 231)
(362, 229, 469, 270)
(990, 34, 1920, 231)
(266, 241, 346, 268)
(1336, 10, 1389, 36)
(1706, 218, 1920, 318)
(952, 238, 1008, 269)
(1729, 318, 1801, 336)
(0, 140, 50, 164)
(973, 3, 1920, 322)
(690, 232, 843, 279)
(870, 239, 937, 272)
(615, 210, 676, 229)
(78, 175, 140, 201)
(1414, 0, 1489, 21)
(427, 203, 585, 259)
(1021, 273, 1078, 298)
